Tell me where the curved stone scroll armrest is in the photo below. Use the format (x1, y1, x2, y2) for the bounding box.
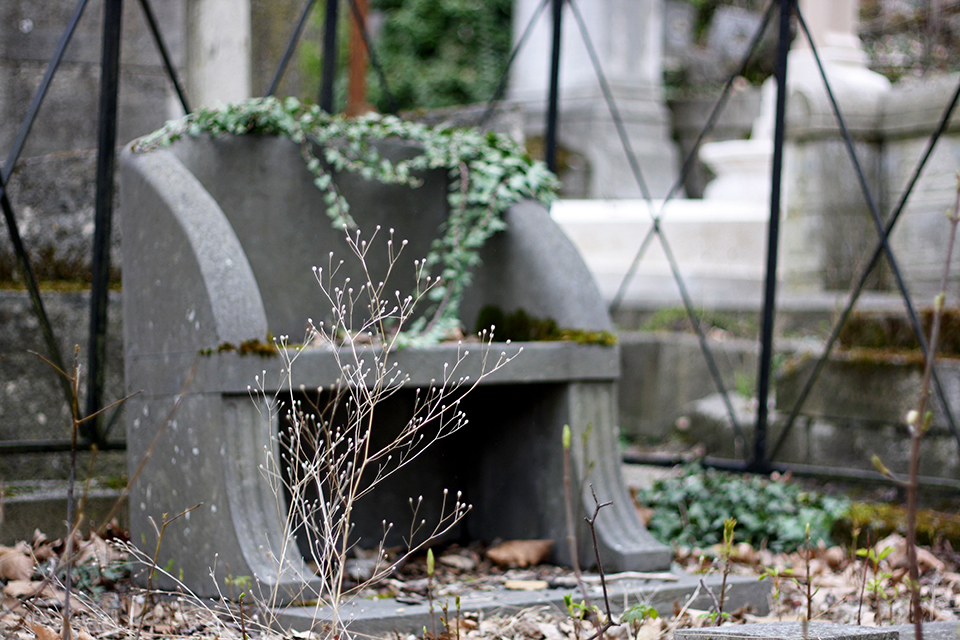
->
(120, 146, 322, 603)
(120, 146, 269, 361)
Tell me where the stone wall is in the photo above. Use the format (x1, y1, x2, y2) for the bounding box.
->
(0, 0, 312, 481)
(780, 67, 960, 300)
(0, 291, 125, 480)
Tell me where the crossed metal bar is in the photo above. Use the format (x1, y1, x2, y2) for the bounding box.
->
(496, 0, 960, 471)
(4, 0, 960, 474)
(0, 0, 187, 452)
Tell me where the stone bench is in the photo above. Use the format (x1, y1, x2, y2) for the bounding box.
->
(119, 133, 671, 602)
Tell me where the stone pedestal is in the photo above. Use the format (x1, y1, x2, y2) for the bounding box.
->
(695, 0, 896, 293)
(119, 133, 672, 603)
(508, 0, 679, 198)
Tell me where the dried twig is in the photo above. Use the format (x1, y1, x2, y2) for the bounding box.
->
(582, 485, 614, 640)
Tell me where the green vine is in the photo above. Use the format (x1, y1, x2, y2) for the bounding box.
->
(134, 96, 558, 343)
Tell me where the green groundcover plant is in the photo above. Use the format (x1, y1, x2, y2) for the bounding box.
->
(134, 96, 558, 344)
(635, 464, 850, 552)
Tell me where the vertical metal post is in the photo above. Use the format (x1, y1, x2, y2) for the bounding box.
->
(85, 0, 123, 444)
(752, 0, 792, 471)
(545, 0, 563, 173)
(320, 0, 340, 112)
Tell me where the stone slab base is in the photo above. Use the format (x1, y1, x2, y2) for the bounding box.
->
(679, 622, 956, 640)
(274, 571, 770, 636)
(0, 482, 126, 545)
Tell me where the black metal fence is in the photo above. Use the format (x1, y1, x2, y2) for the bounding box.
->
(3, 0, 960, 484)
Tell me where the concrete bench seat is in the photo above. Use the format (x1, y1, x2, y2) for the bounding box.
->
(120, 132, 670, 603)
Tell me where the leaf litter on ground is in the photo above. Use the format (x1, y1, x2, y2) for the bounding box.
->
(1, 509, 959, 640)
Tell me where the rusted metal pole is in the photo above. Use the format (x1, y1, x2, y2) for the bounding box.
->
(346, 0, 368, 116)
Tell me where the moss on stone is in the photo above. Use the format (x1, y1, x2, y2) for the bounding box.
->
(475, 305, 617, 346)
(199, 336, 278, 358)
(838, 501, 960, 548)
(838, 308, 960, 358)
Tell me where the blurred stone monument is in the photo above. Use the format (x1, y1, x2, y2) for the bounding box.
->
(507, 0, 680, 199)
(696, 0, 893, 293)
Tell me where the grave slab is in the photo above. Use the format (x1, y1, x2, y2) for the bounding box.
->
(677, 622, 899, 640)
(276, 570, 770, 636)
(892, 622, 960, 640)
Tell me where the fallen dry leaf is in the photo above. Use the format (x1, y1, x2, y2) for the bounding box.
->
(438, 553, 477, 571)
(0, 546, 34, 581)
(503, 579, 549, 590)
(27, 622, 58, 640)
(4, 580, 48, 599)
(536, 621, 567, 640)
(634, 618, 664, 640)
(823, 545, 847, 569)
(917, 546, 947, 573)
(486, 539, 552, 568)
(73, 532, 124, 566)
(2, 580, 77, 610)
(878, 532, 947, 573)
(0, 611, 22, 630)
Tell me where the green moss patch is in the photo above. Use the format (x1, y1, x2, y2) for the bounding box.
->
(475, 305, 617, 346)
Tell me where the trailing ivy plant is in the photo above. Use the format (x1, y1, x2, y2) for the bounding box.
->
(134, 96, 558, 344)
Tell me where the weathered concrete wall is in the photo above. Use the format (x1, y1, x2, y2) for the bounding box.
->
(0, 291, 125, 481)
(0, 1, 313, 285)
(780, 66, 960, 299)
(618, 332, 760, 442)
(0, 1, 185, 285)
(0, 2, 187, 158)
(0, 0, 316, 484)
(883, 74, 960, 302)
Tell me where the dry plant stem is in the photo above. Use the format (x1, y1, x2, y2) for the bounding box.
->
(905, 178, 960, 637)
(583, 485, 614, 640)
(562, 426, 592, 612)
(30, 346, 135, 640)
(137, 504, 201, 640)
(699, 577, 723, 618)
(61, 347, 81, 640)
(806, 540, 813, 622)
(857, 534, 870, 625)
(30, 352, 155, 540)
(717, 571, 729, 625)
(428, 549, 436, 638)
(717, 518, 736, 625)
(806, 531, 814, 622)
(256, 229, 518, 633)
(239, 593, 248, 640)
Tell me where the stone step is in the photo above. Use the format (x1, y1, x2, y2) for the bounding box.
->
(678, 622, 957, 640)
(1, 480, 126, 545)
(276, 570, 769, 636)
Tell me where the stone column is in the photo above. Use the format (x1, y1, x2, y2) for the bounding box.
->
(186, 0, 252, 108)
(794, 0, 866, 66)
(508, 0, 679, 199)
